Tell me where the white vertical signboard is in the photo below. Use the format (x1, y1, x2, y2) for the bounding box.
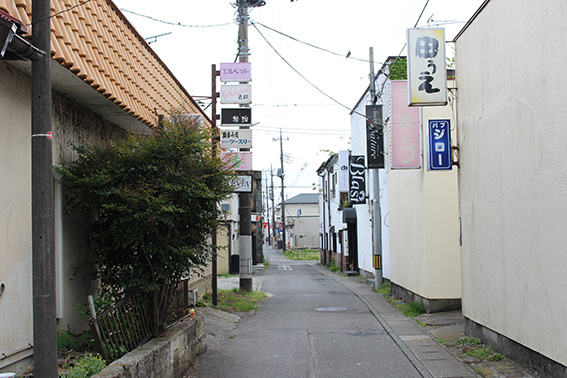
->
(338, 150, 350, 193)
(407, 28, 447, 106)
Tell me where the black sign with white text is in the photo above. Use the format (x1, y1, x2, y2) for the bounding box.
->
(366, 105, 384, 169)
(349, 155, 366, 205)
(221, 108, 252, 126)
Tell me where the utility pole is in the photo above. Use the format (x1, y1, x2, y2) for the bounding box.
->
(270, 166, 276, 246)
(211, 64, 220, 306)
(263, 170, 270, 245)
(236, 0, 261, 292)
(273, 129, 288, 251)
(32, 0, 58, 376)
(369, 47, 383, 288)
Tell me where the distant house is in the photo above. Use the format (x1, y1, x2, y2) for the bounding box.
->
(0, 0, 209, 372)
(281, 193, 320, 249)
(317, 155, 349, 268)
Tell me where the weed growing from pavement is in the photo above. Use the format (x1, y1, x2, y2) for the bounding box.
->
(327, 259, 341, 272)
(455, 336, 506, 362)
(375, 282, 426, 318)
(201, 289, 267, 313)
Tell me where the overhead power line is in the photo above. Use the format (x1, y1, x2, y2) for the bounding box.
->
(254, 21, 383, 64)
(251, 22, 366, 118)
(120, 8, 236, 28)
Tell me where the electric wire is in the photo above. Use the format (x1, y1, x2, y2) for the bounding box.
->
(377, 0, 430, 98)
(119, 8, 236, 28)
(251, 21, 369, 121)
(254, 21, 383, 64)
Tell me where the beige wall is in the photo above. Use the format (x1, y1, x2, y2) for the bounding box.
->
(455, 0, 567, 365)
(0, 62, 130, 370)
(389, 84, 461, 300)
(0, 63, 34, 370)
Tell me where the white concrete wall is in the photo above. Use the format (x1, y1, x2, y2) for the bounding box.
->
(386, 80, 461, 300)
(455, 0, 567, 365)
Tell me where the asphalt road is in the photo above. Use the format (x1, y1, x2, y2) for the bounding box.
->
(187, 247, 424, 378)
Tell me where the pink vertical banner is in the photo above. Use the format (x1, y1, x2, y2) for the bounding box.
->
(391, 81, 421, 169)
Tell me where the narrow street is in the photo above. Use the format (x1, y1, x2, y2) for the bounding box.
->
(187, 246, 423, 378)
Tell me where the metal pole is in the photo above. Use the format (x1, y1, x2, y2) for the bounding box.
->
(237, 0, 253, 292)
(32, 0, 58, 376)
(369, 47, 383, 288)
(211, 64, 220, 305)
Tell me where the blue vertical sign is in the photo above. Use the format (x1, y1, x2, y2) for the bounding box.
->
(427, 119, 452, 170)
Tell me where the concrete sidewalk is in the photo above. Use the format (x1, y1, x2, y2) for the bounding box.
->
(310, 264, 537, 378)
(310, 264, 476, 378)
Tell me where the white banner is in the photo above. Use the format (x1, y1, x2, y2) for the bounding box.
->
(407, 28, 447, 106)
(338, 150, 349, 193)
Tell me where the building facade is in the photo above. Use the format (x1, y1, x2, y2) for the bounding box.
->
(455, 0, 567, 375)
(0, 0, 209, 372)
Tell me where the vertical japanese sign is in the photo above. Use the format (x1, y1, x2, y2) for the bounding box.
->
(427, 119, 452, 170)
(366, 105, 384, 169)
(220, 62, 251, 82)
(391, 81, 421, 169)
(407, 28, 447, 106)
(349, 155, 366, 205)
(338, 150, 350, 192)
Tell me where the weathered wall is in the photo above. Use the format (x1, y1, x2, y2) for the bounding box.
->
(456, 0, 567, 368)
(0, 61, 130, 371)
(92, 316, 206, 378)
(52, 91, 128, 333)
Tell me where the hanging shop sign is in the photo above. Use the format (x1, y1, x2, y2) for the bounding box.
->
(221, 108, 252, 126)
(338, 150, 350, 193)
(220, 62, 251, 82)
(391, 80, 421, 169)
(220, 128, 252, 149)
(427, 119, 452, 170)
(221, 151, 252, 171)
(407, 28, 447, 106)
(232, 174, 253, 193)
(220, 84, 252, 104)
(349, 155, 366, 205)
(366, 105, 384, 169)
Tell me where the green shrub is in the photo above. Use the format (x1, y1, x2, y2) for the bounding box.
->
(64, 353, 106, 378)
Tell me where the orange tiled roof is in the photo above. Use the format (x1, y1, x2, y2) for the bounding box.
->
(1, 0, 207, 129)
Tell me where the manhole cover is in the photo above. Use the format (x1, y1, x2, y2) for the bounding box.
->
(315, 307, 348, 312)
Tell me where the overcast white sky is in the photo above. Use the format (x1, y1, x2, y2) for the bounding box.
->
(112, 0, 484, 200)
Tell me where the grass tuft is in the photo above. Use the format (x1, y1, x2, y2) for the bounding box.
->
(201, 289, 267, 313)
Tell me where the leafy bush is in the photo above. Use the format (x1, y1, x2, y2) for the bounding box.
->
(56, 115, 235, 335)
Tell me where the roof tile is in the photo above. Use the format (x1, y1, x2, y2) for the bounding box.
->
(5, 0, 207, 129)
